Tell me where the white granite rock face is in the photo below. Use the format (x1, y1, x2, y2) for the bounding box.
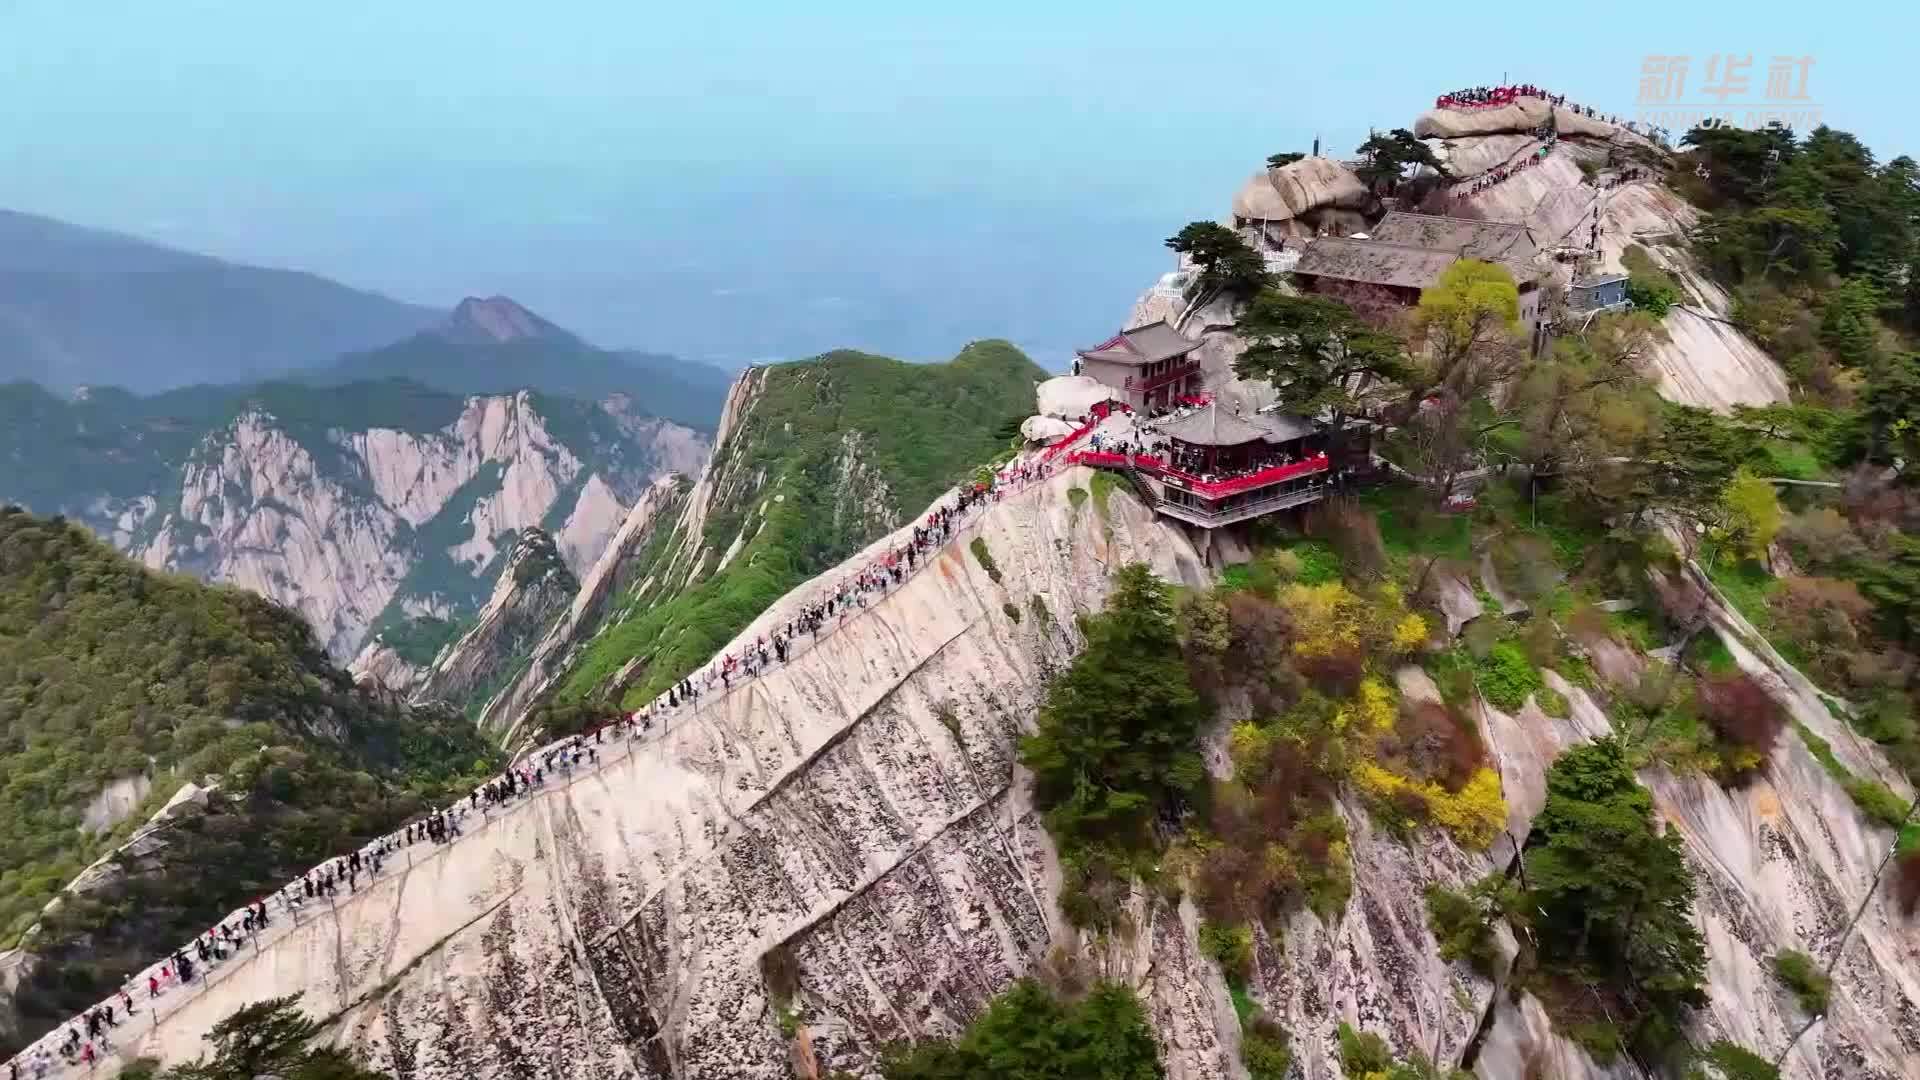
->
(126, 393, 707, 660)
(107, 471, 1223, 1079)
(411, 531, 579, 710)
(51, 471, 1920, 1080)
(349, 641, 432, 697)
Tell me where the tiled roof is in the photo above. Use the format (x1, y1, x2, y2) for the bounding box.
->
(1154, 405, 1320, 447)
(1294, 237, 1464, 290)
(1367, 211, 1543, 282)
(1076, 320, 1199, 366)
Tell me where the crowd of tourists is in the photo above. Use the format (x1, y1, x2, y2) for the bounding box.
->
(1434, 83, 1548, 109)
(629, 458, 1052, 723)
(7, 451, 1066, 1080)
(1159, 445, 1326, 485)
(1458, 139, 1553, 195)
(1073, 406, 1325, 490)
(1433, 84, 1618, 125)
(1598, 166, 1650, 190)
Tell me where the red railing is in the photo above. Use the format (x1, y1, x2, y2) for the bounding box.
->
(1039, 401, 1133, 463)
(1124, 361, 1200, 393)
(1068, 451, 1330, 498)
(1041, 418, 1099, 462)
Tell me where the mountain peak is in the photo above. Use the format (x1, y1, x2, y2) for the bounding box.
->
(438, 296, 573, 346)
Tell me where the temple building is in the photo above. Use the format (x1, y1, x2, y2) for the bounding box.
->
(1072, 320, 1204, 412)
(1293, 211, 1550, 353)
(1070, 402, 1331, 528)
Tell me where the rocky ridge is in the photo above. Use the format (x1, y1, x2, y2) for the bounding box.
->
(1168, 97, 1792, 415)
(473, 365, 770, 740)
(113, 390, 706, 661)
(395, 528, 581, 711)
(472, 342, 1043, 740)
(65, 461, 1920, 1080)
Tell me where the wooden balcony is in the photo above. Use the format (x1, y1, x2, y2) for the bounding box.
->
(1123, 360, 1201, 393)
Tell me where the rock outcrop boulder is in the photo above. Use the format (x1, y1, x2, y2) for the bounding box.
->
(1035, 375, 1114, 419)
(1231, 156, 1371, 227)
(1019, 415, 1077, 443)
(1412, 97, 1554, 139)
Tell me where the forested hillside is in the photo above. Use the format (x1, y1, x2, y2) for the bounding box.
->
(0, 507, 496, 1054)
(536, 340, 1042, 723)
(1670, 123, 1920, 795)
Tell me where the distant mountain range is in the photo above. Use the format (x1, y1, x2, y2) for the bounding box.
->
(0, 210, 735, 427)
(0, 208, 439, 391)
(0, 372, 712, 662)
(0, 218, 732, 664)
(321, 295, 733, 432)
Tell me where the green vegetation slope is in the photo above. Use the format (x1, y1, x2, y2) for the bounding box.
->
(549, 340, 1041, 714)
(0, 507, 496, 1054)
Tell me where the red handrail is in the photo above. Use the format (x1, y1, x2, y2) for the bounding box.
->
(1067, 451, 1330, 498)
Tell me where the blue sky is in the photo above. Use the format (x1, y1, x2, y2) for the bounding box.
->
(2, 0, 1911, 369)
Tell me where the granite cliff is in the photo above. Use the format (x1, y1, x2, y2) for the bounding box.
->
(16, 99, 1920, 1080)
(0, 380, 708, 663)
(473, 341, 1045, 742)
(61, 463, 1920, 1080)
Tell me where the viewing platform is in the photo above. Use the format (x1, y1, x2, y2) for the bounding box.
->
(1053, 399, 1332, 529)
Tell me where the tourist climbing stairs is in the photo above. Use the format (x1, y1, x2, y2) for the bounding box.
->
(1120, 456, 1159, 508)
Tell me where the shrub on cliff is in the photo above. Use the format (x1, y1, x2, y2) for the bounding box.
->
(1022, 563, 1206, 859)
(880, 980, 1162, 1080)
(158, 994, 387, 1080)
(1523, 738, 1708, 1060)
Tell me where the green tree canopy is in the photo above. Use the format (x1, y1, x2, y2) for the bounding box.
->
(1402, 260, 1524, 421)
(1680, 123, 1798, 207)
(1020, 563, 1207, 856)
(1861, 351, 1920, 465)
(1692, 206, 1839, 284)
(1524, 739, 1708, 1055)
(1715, 468, 1784, 565)
(160, 995, 388, 1080)
(1164, 222, 1270, 300)
(1816, 276, 1889, 369)
(880, 980, 1163, 1080)
(0, 508, 495, 1052)
(1626, 404, 1761, 530)
(1353, 128, 1445, 192)
(1505, 310, 1660, 479)
(1232, 290, 1410, 444)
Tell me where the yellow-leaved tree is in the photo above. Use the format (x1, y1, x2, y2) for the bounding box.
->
(1283, 580, 1366, 658)
(1404, 259, 1525, 422)
(1715, 467, 1783, 567)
